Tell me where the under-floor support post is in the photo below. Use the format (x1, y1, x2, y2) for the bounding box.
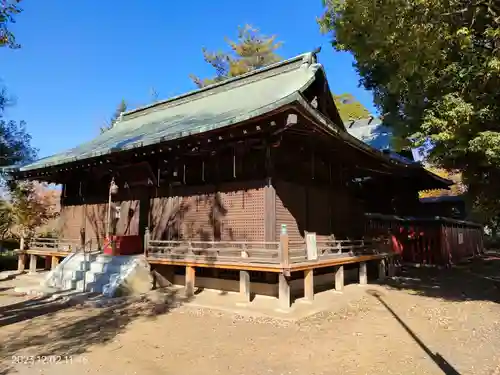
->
(388, 257, 396, 277)
(239, 270, 251, 303)
(185, 265, 195, 297)
(378, 259, 387, 280)
(359, 261, 368, 285)
(278, 273, 291, 310)
(17, 253, 26, 273)
(51, 256, 59, 270)
(304, 269, 314, 302)
(335, 265, 344, 292)
(29, 254, 37, 274)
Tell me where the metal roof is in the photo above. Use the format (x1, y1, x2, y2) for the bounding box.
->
(345, 117, 392, 151)
(10, 52, 324, 173)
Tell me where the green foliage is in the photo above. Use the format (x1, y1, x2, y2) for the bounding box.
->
(191, 25, 283, 87)
(0, 86, 37, 177)
(0, 251, 17, 271)
(333, 93, 370, 120)
(0, 0, 22, 49)
(101, 99, 127, 133)
(319, 0, 500, 221)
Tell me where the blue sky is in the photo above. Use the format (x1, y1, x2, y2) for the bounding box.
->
(0, 0, 376, 159)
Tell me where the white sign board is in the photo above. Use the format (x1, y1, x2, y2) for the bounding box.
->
(458, 232, 464, 245)
(306, 232, 318, 260)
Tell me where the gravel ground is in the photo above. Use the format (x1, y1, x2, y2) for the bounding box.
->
(1, 263, 500, 375)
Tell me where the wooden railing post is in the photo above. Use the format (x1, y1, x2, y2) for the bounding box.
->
(80, 227, 86, 251)
(144, 227, 150, 256)
(279, 233, 290, 272)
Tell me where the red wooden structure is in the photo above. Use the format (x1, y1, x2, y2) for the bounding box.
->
(103, 235, 143, 256)
(365, 213, 484, 266)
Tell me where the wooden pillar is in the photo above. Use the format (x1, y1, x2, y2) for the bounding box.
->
(278, 273, 291, 310)
(17, 253, 26, 273)
(51, 256, 59, 270)
(335, 265, 344, 292)
(359, 261, 368, 285)
(239, 270, 250, 303)
(29, 254, 37, 274)
(185, 265, 195, 297)
(279, 233, 290, 268)
(378, 259, 387, 280)
(304, 269, 314, 302)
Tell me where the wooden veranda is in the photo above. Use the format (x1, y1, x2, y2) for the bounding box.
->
(17, 230, 396, 309)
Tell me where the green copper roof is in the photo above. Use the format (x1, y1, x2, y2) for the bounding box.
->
(14, 52, 322, 173)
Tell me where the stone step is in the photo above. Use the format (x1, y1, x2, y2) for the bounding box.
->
(84, 271, 105, 283)
(50, 269, 85, 281)
(75, 279, 108, 293)
(89, 262, 132, 274)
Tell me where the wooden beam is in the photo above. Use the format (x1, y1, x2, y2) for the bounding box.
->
(185, 265, 195, 297)
(359, 261, 368, 285)
(25, 249, 72, 257)
(278, 273, 291, 310)
(290, 253, 388, 271)
(147, 258, 282, 273)
(304, 269, 314, 302)
(239, 270, 251, 303)
(264, 183, 276, 242)
(335, 265, 344, 292)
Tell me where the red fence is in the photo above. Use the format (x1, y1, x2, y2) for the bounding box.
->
(365, 213, 484, 266)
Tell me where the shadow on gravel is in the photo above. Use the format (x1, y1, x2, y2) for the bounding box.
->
(377, 255, 500, 304)
(0, 287, 190, 374)
(367, 289, 461, 375)
(0, 294, 74, 328)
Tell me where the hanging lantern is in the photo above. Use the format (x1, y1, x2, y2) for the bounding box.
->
(110, 178, 119, 195)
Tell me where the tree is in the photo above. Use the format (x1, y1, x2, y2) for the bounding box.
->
(0, 0, 22, 49)
(100, 99, 127, 133)
(0, 0, 35, 171)
(419, 166, 465, 198)
(7, 181, 59, 240)
(191, 24, 283, 88)
(319, 0, 500, 221)
(0, 88, 37, 177)
(333, 93, 370, 121)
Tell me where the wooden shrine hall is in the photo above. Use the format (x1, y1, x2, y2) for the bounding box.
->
(5, 51, 482, 308)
